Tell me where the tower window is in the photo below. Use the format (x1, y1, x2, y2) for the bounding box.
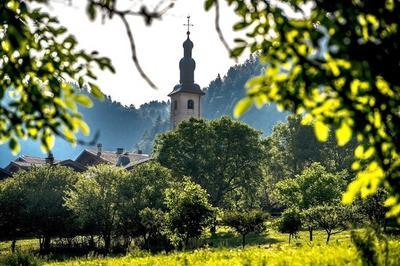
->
(174, 100, 178, 110)
(187, 99, 194, 109)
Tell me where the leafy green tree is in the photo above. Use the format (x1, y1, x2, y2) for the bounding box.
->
(12, 165, 78, 252)
(65, 164, 129, 252)
(138, 208, 170, 252)
(222, 210, 268, 248)
(155, 117, 266, 210)
(274, 163, 347, 240)
(207, 0, 400, 221)
(357, 188, 389, 231)
(307, 204, 356, 243)
(274, 163, 347, 209)
(165, 178, 214, 249)
(0, 178, 26, 253)
(265, 115, 356, 183)
(277, 207, 302, 244)
(116, 162, 172, 248)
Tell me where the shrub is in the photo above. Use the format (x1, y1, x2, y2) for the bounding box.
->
(222, 210, 268, 248)
(0, 251, 42, 266)
(165, 178, 214, 249)
(277, 208, 302, 244)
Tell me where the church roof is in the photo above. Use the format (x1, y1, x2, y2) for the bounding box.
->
(168, 83, 205, 96)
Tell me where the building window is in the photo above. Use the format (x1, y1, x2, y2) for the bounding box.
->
(174, 100, 178, 110)
(187, 99, 194, 109)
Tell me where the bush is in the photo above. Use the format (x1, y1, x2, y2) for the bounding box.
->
(222, 210, 268, 248)
(0, 251, 42, 266)
(165, 178, 214, 249)
(277, 208, 302, 244)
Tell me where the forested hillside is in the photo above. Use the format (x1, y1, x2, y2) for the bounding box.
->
(0, 94, 169, 166)
(0, 56, 286, 166)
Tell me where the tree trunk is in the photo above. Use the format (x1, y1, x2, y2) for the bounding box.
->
(11, 239, 16, 253)
(326, 232, 331, 244)
(242, 234, 246, 249)
(289, 234, 291, 244)
(43, 236, 51, 251)
(104, 234, 111, 253)
(308, 225, 313, 241)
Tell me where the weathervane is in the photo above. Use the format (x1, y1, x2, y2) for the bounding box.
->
(184, 15, 194, 35)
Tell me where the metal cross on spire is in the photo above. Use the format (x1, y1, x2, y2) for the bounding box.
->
(184, 15, 194, 35)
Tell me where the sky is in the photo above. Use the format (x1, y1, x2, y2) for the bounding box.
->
(43, 0, 244, 108)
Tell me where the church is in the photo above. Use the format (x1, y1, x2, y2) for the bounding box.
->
(169, 16, 205, 128)
(0, 17, 205, 177)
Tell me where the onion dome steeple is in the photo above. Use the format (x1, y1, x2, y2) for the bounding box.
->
(169, 16, 204, 96)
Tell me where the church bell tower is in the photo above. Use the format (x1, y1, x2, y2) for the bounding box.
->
(168, 16, 205, 129)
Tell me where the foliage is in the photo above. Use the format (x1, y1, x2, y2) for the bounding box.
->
(164, 178, 214, 248)
(0, 0, 114, 154)
(202, 56, 287, 134)
(116, 162, 172, 249)
(0, 165, 78, 252)
(155, 116, 266, 210)
(0, 177, 26, 248)
(277, 208, 302, 244)
(306, 203, 356, 243)
(210, 0, 400, 221)
(45, 229, 400, 266)
(264, 115, 356, 183)
(222, 210, 268, 248)
(357, 188, 389, 230)
(274, 162, 347, 209)
(65, 164, 129, 252)
(0, 251, 42, 266)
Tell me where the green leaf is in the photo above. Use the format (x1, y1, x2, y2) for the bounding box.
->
(9, 138, 20, 155)
(78, 119, 90, 136)
(314, 121, 329, 142)
(74, 94, 93, 108)
(204, 0, 215, 11)
(89, 82, 104, 101)
(86, 3, 97, 20)
(336, 121, 352, 146)
(231, 46, 246, 58)
(234, 97, 253, 118)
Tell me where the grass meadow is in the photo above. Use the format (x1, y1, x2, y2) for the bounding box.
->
(2, 229, 400, 265)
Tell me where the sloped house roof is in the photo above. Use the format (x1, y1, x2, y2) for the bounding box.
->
(2, 147, 151, 179)
(0, 167, 11, 180)
(75, 148, 150, 169)
(4, 155, 87, 174)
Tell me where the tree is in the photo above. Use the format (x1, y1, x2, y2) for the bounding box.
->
(138, 208, 170, 252)
(265, 115, 356, 183)
(154, 117, 266, 210)
(164, 178, 214, 249)
(116, 161, 172, 248)
(357, 188, 389, 231)
(277, 207, 302, 244)
(307, 204, 355, 243)
(213, 0, 400, 221)
(222, 210, 268, 248)
(0, 178, 26, 253)
(65, 164, 129, 252)
(12, 165, 78, 252)
(273, 163, 347, 241)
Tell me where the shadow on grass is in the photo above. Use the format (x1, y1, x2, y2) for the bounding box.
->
(208, 231, 283, 248)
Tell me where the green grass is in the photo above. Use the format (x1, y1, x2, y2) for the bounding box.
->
(2, 230, 400, 265)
